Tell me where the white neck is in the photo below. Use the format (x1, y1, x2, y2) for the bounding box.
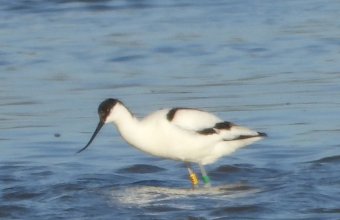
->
(112, 103, 137, 127)
(111, 104, 149, 152)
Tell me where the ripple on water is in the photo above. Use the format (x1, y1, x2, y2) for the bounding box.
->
(144, 204, 183, 212)
(310, 155, 340, 164)
(210, 163, 284, 184)
(310, 208, 340, 214)
(213, 164, 242, 173)
(2, 187, 43, 201)
(117, 164, 166, 174)
(0, 174, 20, 184)
(108, 54, 146, 63)
(0, 205, 29, 219)
(211, 204, 264, 216)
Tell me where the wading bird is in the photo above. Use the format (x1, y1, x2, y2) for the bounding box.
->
(78, 98, 266, 188)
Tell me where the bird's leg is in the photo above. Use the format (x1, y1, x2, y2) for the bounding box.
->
(186, 163, 199, 189)
(199, 163, 211, 187)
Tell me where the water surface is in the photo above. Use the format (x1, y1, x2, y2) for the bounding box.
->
(1, 0, 340, 219)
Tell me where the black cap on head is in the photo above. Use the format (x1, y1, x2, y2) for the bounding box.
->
(98, 98, 120, 122)
(77, 98, 120, 154)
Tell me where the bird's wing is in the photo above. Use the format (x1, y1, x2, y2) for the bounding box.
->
(166, 108, 222, 131)
(166, 108, 265, 140)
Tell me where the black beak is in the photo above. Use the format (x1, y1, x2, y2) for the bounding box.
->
(77, 121, 104, 153)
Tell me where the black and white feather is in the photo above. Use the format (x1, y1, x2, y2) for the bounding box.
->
(167, 108, 265, 140)
(80, 99, 266, 165)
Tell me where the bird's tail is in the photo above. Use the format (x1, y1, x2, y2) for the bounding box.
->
(218, 131, 266, 155)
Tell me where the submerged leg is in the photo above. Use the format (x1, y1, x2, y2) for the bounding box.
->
(199, 163, 211, 187)
(186, 163, 199, 189)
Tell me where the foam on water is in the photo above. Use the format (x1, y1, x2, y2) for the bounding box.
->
(113, 184, 260, 207)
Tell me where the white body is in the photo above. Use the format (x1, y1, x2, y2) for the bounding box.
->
(106, 103, 264, 165)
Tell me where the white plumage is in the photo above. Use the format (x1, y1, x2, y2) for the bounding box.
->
(78, 98, 266, 187)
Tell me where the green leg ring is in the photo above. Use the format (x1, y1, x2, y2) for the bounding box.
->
(202, 175, 211, 185)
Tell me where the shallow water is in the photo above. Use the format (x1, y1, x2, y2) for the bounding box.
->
(1, 0, 340, 219)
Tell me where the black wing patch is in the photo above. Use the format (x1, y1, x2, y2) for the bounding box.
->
(214, 122, 233, 130)
(223, 132, 267, 141)
(197, 121, 234, 135)
(197, 128, 216, 135)
(166, 107, 197, 121)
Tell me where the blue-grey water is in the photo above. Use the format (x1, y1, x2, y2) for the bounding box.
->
(1, 0, 340, 219)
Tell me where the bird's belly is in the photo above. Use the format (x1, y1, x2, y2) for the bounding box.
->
(135, 134, 215, 163)
(120, 121, 218, 163)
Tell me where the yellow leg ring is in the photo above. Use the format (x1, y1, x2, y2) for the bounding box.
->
(189, 173, 199, 185)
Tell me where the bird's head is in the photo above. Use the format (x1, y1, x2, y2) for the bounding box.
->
(98, 98, 122, 124)
(77, 98, 121, 153)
